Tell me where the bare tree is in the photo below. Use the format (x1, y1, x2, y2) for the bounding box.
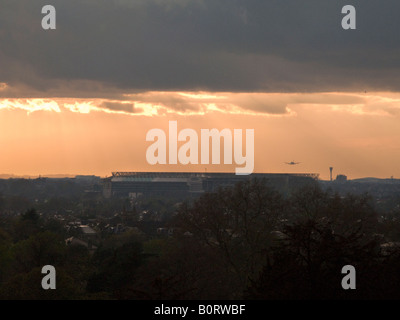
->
(175, 178, 285, 294)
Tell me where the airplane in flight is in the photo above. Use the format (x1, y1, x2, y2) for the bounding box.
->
(285, 161, 301, 165)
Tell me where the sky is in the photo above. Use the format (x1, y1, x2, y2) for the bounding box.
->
(1, 0, 400, 180)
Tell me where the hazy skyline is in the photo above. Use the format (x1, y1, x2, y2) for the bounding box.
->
(1, 1, 400, 180)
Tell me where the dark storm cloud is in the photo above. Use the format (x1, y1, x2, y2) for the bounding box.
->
(99, 102, 141, 113)
(127, 92, 206, 112)
(228, 93, 367, 114)
(1, 0, 400, 95)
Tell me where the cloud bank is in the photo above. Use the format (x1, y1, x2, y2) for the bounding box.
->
(1, 92, 399, 117)
(1, 0, 400, 98)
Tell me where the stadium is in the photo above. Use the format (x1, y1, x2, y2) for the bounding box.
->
(102, 172, 320, 198)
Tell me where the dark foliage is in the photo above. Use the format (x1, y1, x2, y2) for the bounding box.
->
(1, 180, 400, 299)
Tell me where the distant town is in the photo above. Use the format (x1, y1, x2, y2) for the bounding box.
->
(0, 171, 399, 251)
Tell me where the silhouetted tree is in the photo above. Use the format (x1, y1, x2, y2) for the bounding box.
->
(245, 187, 390, 299)
(86, 231, 144, 298)
(175, 178, 285, 297)
(128, 237, 235, 299)
(12, 208, 42, 241)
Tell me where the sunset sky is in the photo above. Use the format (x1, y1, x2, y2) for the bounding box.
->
(1, 0, 400, 180)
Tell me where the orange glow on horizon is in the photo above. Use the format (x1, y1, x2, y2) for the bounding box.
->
(0, 91, 400, 180)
